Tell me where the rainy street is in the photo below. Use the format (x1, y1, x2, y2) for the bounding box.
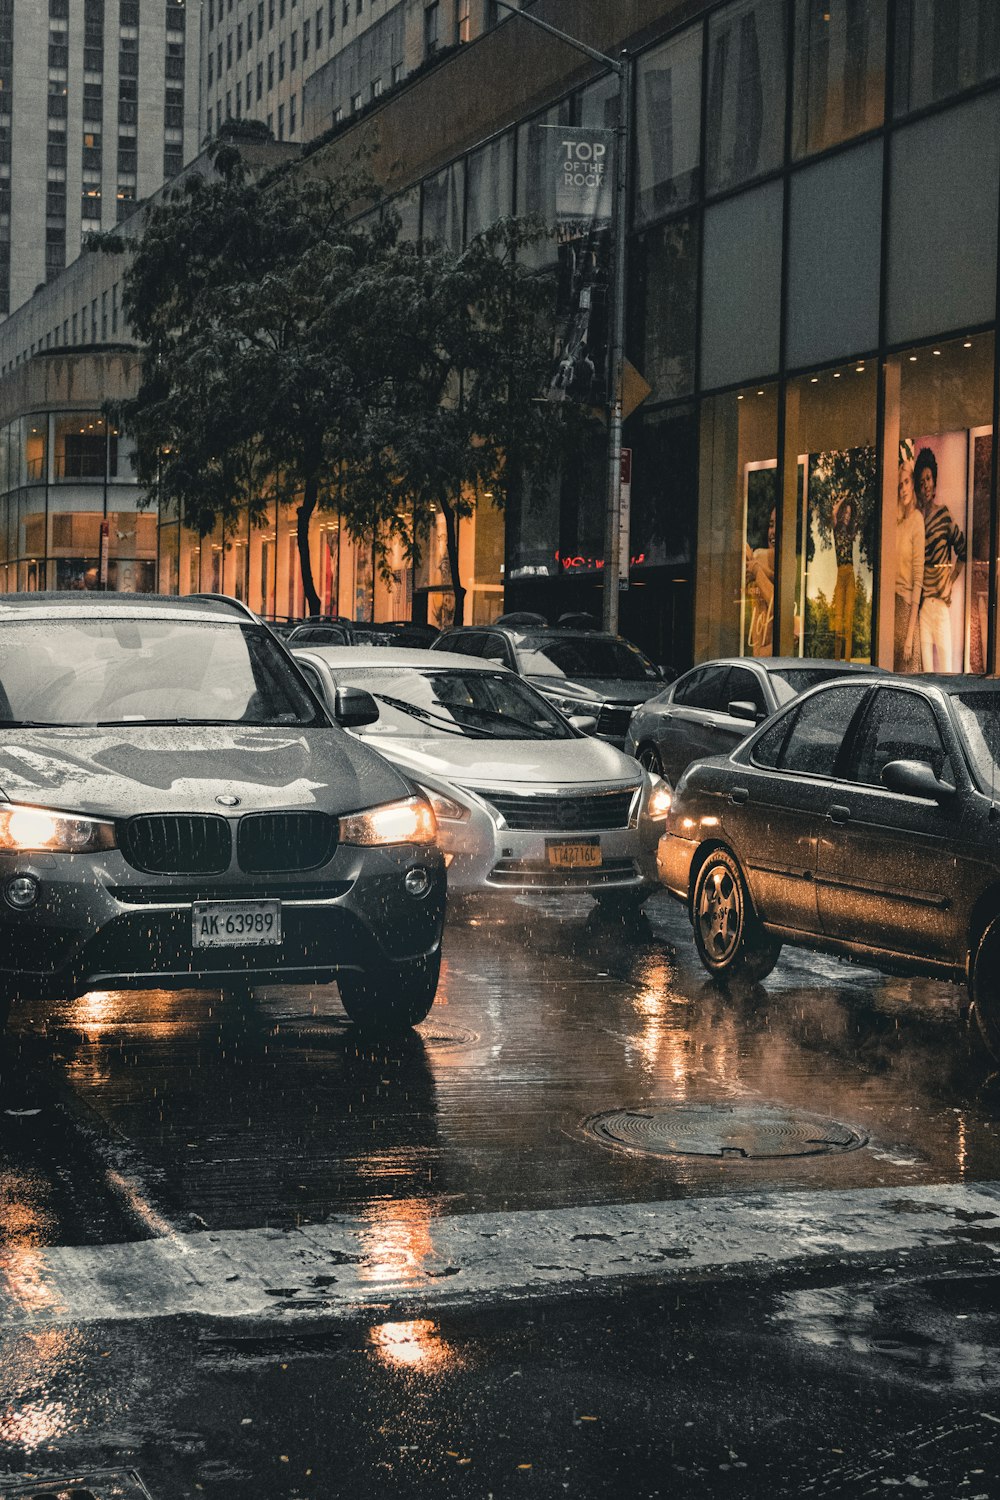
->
(1, 892, 1000, 1499)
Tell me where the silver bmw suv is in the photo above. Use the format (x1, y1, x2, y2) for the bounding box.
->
(0, 593, 445, 1033)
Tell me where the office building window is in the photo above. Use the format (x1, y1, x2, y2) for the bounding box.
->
(317, 7, 323, 46)
(256, 63, 263, 100)
(279, 41, 285, 80)
(303, 19, 310, 59)
(289, 94, 296, 134)
(424, 2, 439, 56)
(895, 0, 1000, 115)
(277, 102, 284, 139)
(705, 0, 787, 194)
(793, 0, 886, 158)
(268, 51, 274, 87)
(237, 22, 243, 60)
(291, 31, 297, 69)
(459, 0, 470, 43)
(635, 25, 703, 226)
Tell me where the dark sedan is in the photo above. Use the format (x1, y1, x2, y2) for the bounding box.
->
(0, 593, 445, 1034)
(626, 657, 885, 786)
(657, 675, 1000, 1057)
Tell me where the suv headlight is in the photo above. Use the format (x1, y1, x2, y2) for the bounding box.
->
(643, 774, 672, 822)
(417, 785, 470, 823)
(0, 805, 117, 853)
(544, 692, 596, 718)
(338, 795, 437, 846)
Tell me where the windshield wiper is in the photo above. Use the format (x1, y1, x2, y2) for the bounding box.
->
(371, 693, 493, 738)
(447, 704, 557, 740)
(0, 719, 81, 728)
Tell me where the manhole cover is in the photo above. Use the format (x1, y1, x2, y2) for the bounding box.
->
(0, 1473, 154, 1500)
(584, 1103, 868, 1160)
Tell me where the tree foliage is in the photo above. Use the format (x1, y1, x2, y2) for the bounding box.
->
(97, 144, 582, 620)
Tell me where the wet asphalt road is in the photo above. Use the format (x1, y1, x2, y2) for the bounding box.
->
(2, 891, 1000, 1497)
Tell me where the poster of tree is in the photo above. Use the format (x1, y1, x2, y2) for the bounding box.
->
(803, 445, 876, 661)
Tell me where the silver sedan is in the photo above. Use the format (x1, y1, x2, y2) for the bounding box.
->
(291, 647, 672, 913)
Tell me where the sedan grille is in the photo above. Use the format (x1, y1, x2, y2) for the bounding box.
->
(478, 787, 638, 832)
(119, 814, 231, 875)
(596, 705, 635, 738)
(237, 811, 338, 873)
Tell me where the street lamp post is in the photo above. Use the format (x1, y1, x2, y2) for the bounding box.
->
(494, 1, 632, 633)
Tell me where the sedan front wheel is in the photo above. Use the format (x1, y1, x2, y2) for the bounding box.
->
(692, 849, 781, 984)
(970, 913, 1000, 1062)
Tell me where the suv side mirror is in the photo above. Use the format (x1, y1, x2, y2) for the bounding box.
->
(881, 758, 954, 803)
(728, 699, 763, 724)
(334, 686, 380, 728)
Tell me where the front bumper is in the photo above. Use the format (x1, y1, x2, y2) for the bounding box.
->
(433, 790, 660, 900)
(0, 842, 445, 1004)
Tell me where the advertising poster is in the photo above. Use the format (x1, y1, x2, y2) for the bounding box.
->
(802, 445, 876, 662)
(904, 431, 969, 675)
(741, 461, 777, 657)
(968, 428, 993, 674)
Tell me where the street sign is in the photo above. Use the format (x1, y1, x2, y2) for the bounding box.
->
(618, 447, 631, 588)
(620, 359, 652, 421)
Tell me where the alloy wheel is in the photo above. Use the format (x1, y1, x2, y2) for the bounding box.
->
(697, 864, 742, 963)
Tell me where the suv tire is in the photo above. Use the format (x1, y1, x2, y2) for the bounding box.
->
(692, 848, 781, 984)
(337, 949, 440, 1033)
(970, 913, 1000, 1062)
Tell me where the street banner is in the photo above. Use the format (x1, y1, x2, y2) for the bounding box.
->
(619, 447, 631, 588)
(544, 125, 615, 407)
(99, 519, 110, 587)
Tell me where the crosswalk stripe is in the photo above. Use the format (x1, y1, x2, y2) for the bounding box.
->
(2, 1181, 998, 1329)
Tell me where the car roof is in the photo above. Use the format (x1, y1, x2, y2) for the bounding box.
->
(442, 625, 631, 645)
(292, 646, 508, 671)
(680, 656, 886, 674)
(0, 591, 254, 624)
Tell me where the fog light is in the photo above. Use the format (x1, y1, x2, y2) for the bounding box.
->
(5, 874, 39, 909)
(404, 866, 432, 899)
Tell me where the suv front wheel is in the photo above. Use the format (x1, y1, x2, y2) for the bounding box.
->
(692, 848, 781, 984)
(970, 913, 1000, 1062)
(337, 949, 441, 1033)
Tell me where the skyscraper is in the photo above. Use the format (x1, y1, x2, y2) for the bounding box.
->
(1, 0, 201, 321)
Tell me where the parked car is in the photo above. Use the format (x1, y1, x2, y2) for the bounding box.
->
(286, 621, 440, 649)
(627, 657, 886, 786)
(0, 593, 445, 1033)
(657, 674, 1000, 1057)
(291, 647, 671, 912)
(430, 624, 670, 746)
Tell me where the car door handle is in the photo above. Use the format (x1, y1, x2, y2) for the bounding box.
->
(729, 787, 749, 805)
(827, 805, 851, 824)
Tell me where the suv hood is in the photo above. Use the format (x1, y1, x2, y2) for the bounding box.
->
(0, 725, 411, 819)
(524, 675, 661, 707)
(353, 731, 641, 787)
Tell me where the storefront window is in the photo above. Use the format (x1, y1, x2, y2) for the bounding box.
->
(705, 0, 787, 195)
(697, 383, 778, 660)
(22, 417, 48, 484)
(782, 362, 878, 661)
(53, 412, 108, 481)
(881, 333, 995, 674)
(886, 94, 1000, 347)
(793, 0, 886, 159)
(894, 0, 1000, 117)
(629, 213, 698, 402)
(786, 140, 882, 369)
(465, 132, 513, 243)
(389, 186, 420, 245)
(629, 402, 698, 573)
(634, 26, 702, 226)
(701, 180, 783, 390)
(107, 425, 137, 481)
(158, 520, 180, 596)
(421, 160, 464, 253)
(0, 425, 12, 495)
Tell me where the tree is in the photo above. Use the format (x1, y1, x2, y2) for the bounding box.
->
(342, 218, 587, 624)
(94, 140, 389, 615)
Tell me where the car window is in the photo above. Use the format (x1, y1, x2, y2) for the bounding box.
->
(0, 619, 324, 728)
(481, 633, 512, 666)
(769, 665, 868, 703)
(749, 710, 793, 769)
(516, 633, 659, 681)
(675, 664, 731, 713)
(778, 683, 870, 777)
(326, 667, 573, 740)
(295, 660, 326, 698)
(726, 665, 767, 716)
(671, 668, 704, 707)
(844, 688, 955, 789)
(950, 691, 1000, 793)
(447, 632, 483, 657)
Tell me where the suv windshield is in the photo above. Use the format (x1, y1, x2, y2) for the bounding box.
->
(517, 634, 659, 682)
(951, 692, 1000, 792)
(0, 618, 324, 728)
(331, 667, 573, 740)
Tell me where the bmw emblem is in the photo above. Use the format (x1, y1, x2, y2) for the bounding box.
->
(215, 794, 241, 807)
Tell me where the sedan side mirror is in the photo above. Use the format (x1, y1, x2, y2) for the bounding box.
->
(728, 700, 764, 724)
(881, 758, 954, 803)
(569, 713, 599, 734)
(334, 686, 380, 728)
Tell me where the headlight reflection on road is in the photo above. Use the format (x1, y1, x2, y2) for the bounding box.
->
(369, 1318, 461, 1373)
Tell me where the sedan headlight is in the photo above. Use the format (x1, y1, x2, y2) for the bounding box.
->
(643, 775, 673, 822)
(0, 804, 117, 853)
(417, 786, 470, 824)
(338, 795, 437, 846)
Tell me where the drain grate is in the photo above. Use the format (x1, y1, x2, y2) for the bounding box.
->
(585, 1103, 868, 1160)
(0, 1472, 153, 1500)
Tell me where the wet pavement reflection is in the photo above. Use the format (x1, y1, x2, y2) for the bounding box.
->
(2, 891, 1000, 1247)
